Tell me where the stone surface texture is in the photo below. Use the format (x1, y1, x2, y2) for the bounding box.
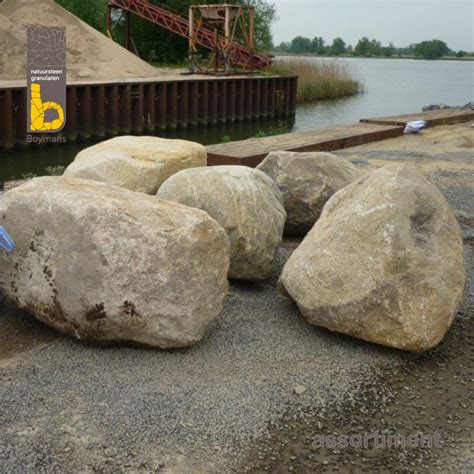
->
(157, 165, 286, 280)
(257, 151, 363, 234)
(0, 177, 230, 348)
(278, 165, 465, 352)
(63, 136, 207, 194)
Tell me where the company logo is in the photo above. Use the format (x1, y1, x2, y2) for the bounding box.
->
(27, 27, 66, 133)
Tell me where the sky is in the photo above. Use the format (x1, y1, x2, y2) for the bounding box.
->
(271, 0, 474, 51)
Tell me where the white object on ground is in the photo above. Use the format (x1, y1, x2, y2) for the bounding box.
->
(404, 120, 427, 134)
(294, 384, 307, 395)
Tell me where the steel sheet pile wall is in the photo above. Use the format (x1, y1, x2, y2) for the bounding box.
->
(0, 76, 297, 150)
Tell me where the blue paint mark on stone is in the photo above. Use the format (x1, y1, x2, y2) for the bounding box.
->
(0, 226, 14, 252)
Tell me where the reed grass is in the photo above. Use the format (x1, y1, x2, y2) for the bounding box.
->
(271, 57, 364, 103)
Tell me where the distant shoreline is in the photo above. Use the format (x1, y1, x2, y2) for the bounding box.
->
(272, 52, 474, 62)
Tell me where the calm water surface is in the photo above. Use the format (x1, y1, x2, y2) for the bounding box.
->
(295, 57, 473, 130)
(1, 57, 472, 181)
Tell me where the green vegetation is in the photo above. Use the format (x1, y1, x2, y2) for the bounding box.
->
(275, 36, 473, 60)
(149, 61, 187, 69)
(218, 123, 295, 144)
(45, 166, 66, 176)
(56, 0, 105, 32)
(353, 37, 383, 57)
(272, 58, 363, 103)
(56, 0, 276, 64)
(330, 37, 346, 56)
(221, 129, 273, 143)
(413, 40, 450, 59)
(21, 172, 37, 180)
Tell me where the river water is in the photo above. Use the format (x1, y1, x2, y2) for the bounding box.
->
(1, 57, 473, 181)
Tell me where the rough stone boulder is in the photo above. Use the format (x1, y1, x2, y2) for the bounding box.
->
(63, 136, 207, 194)
(0, 177, 230, 348)
(257, 151, 363, 235)
(278, 165, 465, 352)
(157, 165, 286, 281)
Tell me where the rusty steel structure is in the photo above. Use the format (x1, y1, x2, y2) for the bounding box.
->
(0, 76, 297, 150)
(107, 0, 273, 71)
(188, 4, 258, 73)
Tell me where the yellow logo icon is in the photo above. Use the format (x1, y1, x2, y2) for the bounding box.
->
(30, 83, 65, 131)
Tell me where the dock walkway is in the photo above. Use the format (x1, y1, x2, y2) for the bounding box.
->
(207, 123, 402, 166)
(206, 109, 474, 167)
(361, 108, 474, 128)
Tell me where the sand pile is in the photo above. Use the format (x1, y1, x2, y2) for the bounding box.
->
(0, 0, 167, 82)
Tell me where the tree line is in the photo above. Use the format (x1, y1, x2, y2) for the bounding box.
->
(274, 37, 472, 60)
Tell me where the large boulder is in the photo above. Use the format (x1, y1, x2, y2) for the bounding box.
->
(257, 151, 363, 235)
(63, 136, 207, 194)
(278, 165, 465, 353)
(0, 177, 230, 348)
(157, 165, 286, 281)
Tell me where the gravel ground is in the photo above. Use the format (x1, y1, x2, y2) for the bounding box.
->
(1, 123, 473, 472)
(0, 242, 401, 472)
